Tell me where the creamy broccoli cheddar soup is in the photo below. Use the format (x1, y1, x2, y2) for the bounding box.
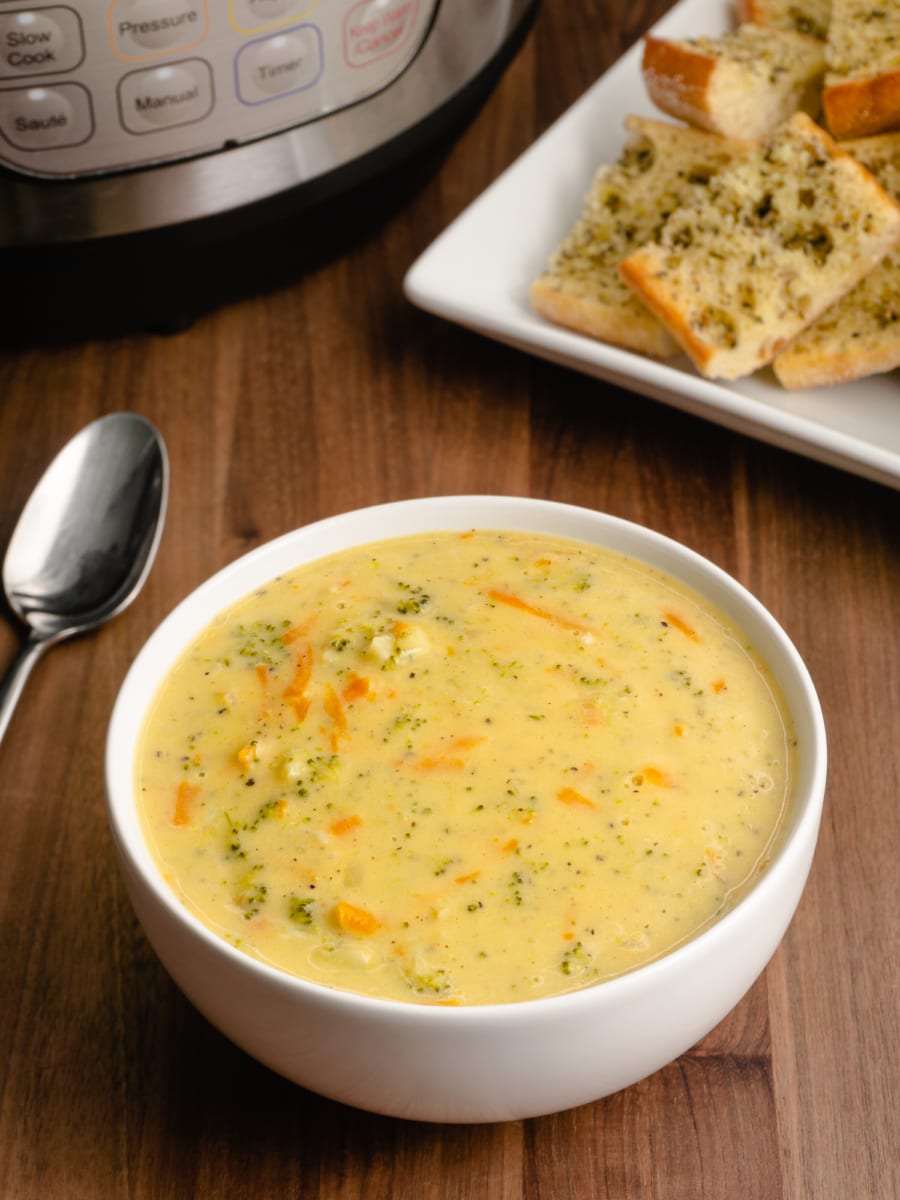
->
(137, 530, 794, 1005)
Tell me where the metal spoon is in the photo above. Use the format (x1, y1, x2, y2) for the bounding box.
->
(0, 413, 168, 745)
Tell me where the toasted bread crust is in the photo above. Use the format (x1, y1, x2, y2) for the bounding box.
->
(773, 131, 900, 387)
(642, 37, 717, 126)
(736, 0, 830, 39)
(619, 114, 900, 380)
(529, 116, 753, 360)
(642, 27, 825, 140)
(774, 318, 900, 386)
(736, 0, 761, 20)
(617, 253, 720, 371)
(619, 248, 796, 377)
(823, 70, 900, 139)
(529, 278, 680, 359)
(823, 0, 900, 138)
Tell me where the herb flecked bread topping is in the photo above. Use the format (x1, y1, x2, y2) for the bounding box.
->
(531, 2, 900, 388)
(529, 117, 753, 358)
(736, 0, 832, 41)
(642, 24, 826, 141)
(773, 130, 900, 385)
(822, 0, 900, 138)
(619, 112, 900, 380)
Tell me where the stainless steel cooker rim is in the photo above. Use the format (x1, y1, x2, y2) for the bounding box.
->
(0, 0, 536, 247)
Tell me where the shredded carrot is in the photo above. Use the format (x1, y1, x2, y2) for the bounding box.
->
(276, 798, 289, 817)
(488, 588, 592, 632)
(712, 678, 727, 693)
(282, 617, 316, 645)
(289, 641, 314, 690)
(237, 743, 256, 768)
(557, 786, 596, 809)
(562, 930, 576, 941)
(334, 901, 380, 935)
(283, 641, 313, 721)
(663, 611, 700, 641)
(454, 870, 481, 885)
(323, 683, 347, 727)
(255, 663, 269, 690)
(288, 695, 311, 722)
(458, 530, 476, 539)
(329, 814, 362, 836)
(323, 683, 349, 751)
(413, 756, 466, 773)
(673, 722, 684, 737)
(341, 672, 370, 703)
(449, 735, 485, 751)
(405, 735, 484, 773)
(501, 838, 519, 853)
(642, 766, 674, 787)
(172, 780, 199, 826)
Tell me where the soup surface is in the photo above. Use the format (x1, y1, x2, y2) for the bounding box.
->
(137, 530, 794, 1005)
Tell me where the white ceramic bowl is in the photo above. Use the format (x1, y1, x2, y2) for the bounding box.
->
(106, 496, 826, 1123)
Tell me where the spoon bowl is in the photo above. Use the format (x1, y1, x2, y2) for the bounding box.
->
(0, 412, 168, 744)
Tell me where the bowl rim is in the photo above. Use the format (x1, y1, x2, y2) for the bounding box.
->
(106, 494, 827, 1022)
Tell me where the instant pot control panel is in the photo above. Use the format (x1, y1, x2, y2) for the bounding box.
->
(0, 0, 439, 177)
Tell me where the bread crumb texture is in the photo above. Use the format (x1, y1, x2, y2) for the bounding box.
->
(823, 0, 900, 137)
(826, 1, 900, 79)
(529, 118, 752, 357)
(774, 131, 900, 385)
(737, 0, 832, 40)
(619, 113, 900, 379)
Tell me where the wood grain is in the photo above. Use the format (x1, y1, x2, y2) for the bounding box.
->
(1, 2, 898, 1196)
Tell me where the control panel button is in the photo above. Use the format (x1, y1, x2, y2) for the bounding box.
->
(110, 0, 208, 59)
(0, 81, 92, 150)
(0, 7, 85, 79)
(230, 1, 317, 34)
(0, 0, 438, 176)
(235, 25, 322, 105)
(117, 58, 213, 131)
(343, 0, 420, 68)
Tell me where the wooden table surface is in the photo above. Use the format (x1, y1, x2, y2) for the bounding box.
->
(1, 2, 898, 1196)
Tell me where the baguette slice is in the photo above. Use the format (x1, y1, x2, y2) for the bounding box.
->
(774, 131, 900, 387)
(642, 24, 826, 140)
(822, 0, 900, 138)
(529, 116, 753, 358)
(736, 0, 831, 40)
(619, 113, 900, 380)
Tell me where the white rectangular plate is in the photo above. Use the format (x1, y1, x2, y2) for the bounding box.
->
(404, 0, 900, 491)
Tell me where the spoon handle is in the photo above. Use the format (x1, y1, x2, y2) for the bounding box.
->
(0, 633, 50, 747)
